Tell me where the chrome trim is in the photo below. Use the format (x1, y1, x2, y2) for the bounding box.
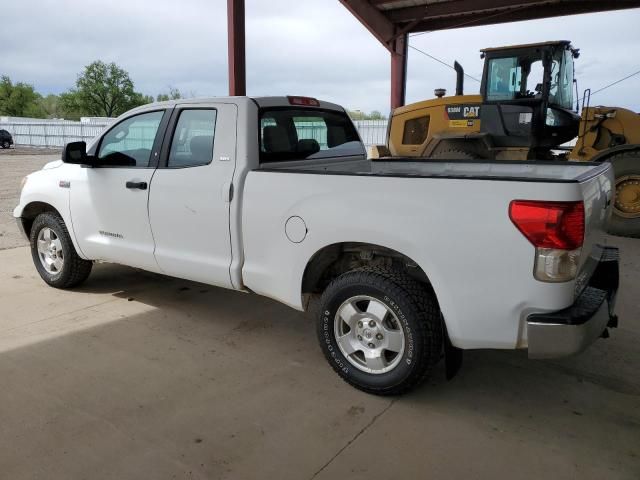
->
(527, 299, 610, 359)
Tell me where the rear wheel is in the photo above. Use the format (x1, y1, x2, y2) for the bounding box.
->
(30, 212, 92, 288)
(606, 150, 640, 238)
(1, 140, 10, 149)
(317, 268, 442, 395)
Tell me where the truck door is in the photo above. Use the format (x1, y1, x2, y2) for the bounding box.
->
(148, 103, 237, 288)
(69, 109, 169, 272)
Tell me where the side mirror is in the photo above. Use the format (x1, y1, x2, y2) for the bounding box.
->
(62, 141, 95, 166)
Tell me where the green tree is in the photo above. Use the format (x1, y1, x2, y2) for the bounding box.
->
(61, 61, 151, 118)
(347, 109, 386, 121)
(157, 86, 182, 102)
(37, 94, 63, 118)
(0, 75, 46, 117)
(58, 90, 84, 120)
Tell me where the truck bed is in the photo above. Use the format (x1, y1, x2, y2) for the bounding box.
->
(259, 157, 609, 183)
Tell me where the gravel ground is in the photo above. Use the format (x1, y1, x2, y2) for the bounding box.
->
(0, 148, 60, 249)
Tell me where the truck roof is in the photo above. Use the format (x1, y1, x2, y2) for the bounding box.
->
(127, 96, 346, 116)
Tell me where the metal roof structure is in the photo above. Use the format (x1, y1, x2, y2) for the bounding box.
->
(338, 0, 640, 107)
(225, 1, 640, 108)
(343, 0, 640, 35)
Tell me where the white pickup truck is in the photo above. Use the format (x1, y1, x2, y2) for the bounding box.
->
(14, 96, 620, 395)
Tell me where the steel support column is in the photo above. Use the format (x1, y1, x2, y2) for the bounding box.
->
(227, 0, 246, 96)
(390, 33, 407, 109)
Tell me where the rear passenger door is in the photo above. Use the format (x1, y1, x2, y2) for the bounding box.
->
(148, 103, 237, 287)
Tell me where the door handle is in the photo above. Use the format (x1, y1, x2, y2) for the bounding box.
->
(126, 181, 148, 190)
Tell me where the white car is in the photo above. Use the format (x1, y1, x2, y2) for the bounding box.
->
(14, 96, 619, 395)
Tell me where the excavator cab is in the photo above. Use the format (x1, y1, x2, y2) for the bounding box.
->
(479, 41, 581, 155)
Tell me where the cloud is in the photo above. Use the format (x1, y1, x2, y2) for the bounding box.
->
(1, 1, 639, 113)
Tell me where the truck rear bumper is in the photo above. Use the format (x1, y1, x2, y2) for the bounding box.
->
(527, 246, 619, 359)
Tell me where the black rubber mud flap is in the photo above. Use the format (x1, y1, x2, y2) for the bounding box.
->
(443, 320, 463, 380)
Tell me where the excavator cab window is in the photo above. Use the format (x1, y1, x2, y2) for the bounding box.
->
(479, 42, 580, 150)
(485, 55, 544, 102)
(486, 57, 520, 101)
(549, 49, 575, 110)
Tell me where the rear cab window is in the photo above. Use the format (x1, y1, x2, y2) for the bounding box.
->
(259, 108, 365, 163)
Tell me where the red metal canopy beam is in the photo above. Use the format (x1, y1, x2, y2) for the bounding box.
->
(227, 0, 246, 96)
(339, 0, 408, 110)
(339, 0, 396, 47)
(392, 0, 640, 31)
(390, 34, 408, 110)
(388, 0, 559, 23)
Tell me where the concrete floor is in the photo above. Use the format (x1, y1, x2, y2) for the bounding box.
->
(1, 152, 639, 479)
(0, 149, 58, 250)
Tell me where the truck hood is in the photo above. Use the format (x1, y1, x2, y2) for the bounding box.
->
(43, 159, 63, 170)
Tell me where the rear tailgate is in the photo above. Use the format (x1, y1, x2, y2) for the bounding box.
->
(575, 161, 615, 295)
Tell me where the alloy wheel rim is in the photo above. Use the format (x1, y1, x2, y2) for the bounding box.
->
(334, 295, 405, 374)
(37, 227, 64, 274)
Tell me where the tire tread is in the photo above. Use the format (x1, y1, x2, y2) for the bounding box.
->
(30, 212, 92, 288)
(318, 266, 442, 395)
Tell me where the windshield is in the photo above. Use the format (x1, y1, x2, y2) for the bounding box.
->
(259, 108, 365, 163)
(549, 49, 574, 110)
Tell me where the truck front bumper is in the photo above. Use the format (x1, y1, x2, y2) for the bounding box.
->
(527, 246, 619, 359)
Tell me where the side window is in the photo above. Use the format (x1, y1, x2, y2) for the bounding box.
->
(168, 109, 217, 168)
(526, 60, 544, 96)
(487, 57, 520, 101)
(402, 116, 430, 145)
(98, 111, 164, 167)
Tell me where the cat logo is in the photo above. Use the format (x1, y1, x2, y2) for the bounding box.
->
(446, 104, 481, 120)
(464, 106, 480, 118)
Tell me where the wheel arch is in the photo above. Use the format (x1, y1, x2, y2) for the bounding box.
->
(590, 144, 640, 163)
(18, 201, 63, 239)
(301, 241, 444, 318)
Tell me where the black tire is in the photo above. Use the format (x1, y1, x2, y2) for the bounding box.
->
(1, 140, 9, 149)
(30, 212, 92, 288)
(606, 150, 640, 238)
(431, 148, 479, 160)
(317, 268, 443, 395)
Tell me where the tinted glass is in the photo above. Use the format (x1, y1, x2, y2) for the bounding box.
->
(402, 116, 430, 145)
(259, 108, 365, 163)
(98, 111, 164, 167)
(168, 109, 217, 167)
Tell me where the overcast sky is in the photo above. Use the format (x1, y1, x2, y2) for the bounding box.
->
(2, 1, 640, 113)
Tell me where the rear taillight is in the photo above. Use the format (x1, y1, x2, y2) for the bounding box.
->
(509, 200, 585, 282)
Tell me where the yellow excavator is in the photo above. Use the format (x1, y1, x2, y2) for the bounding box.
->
(373, 41, 640, 237)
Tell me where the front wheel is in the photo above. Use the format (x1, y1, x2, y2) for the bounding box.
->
(317, 268, 442, 395)
(29, 212, 92, 288)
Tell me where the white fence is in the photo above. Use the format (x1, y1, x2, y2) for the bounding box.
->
(352, 120, 388, 148)
(0, 118, 113, 149)
(0, 117, 388, 149)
